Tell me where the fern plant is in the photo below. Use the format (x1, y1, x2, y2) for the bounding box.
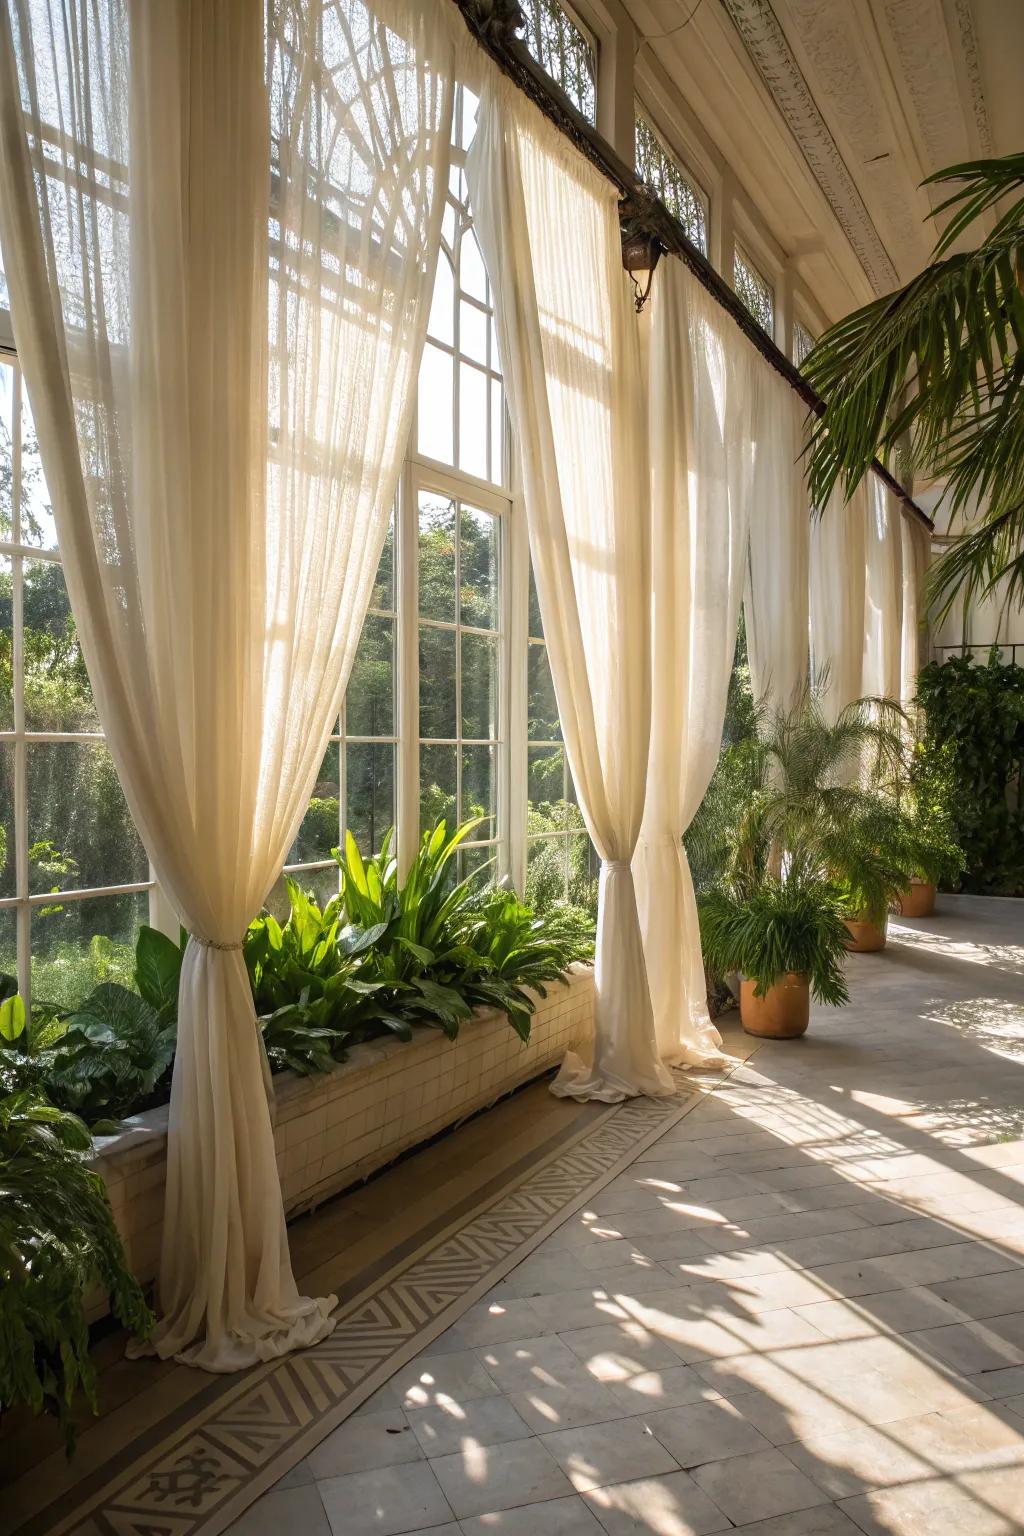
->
(697, 874, 850, 1005)
(0, 1069, 151, 1451)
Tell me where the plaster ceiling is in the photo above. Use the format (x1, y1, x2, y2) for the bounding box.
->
(625, 0, 1024, 320)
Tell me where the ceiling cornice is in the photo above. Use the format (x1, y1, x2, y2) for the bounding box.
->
(951, 0, 994, 155)
(719, 0, 900, 295)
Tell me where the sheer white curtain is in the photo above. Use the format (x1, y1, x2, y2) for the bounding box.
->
(901, 515, 931, 709)
(466, 77, 671, 1102)
(0, 0, 458, 1369)
(864, 478, 904, 700)
(745, 378, 810, 715)
(810, 482, 868, 721)
(634, 261, 757, 1067)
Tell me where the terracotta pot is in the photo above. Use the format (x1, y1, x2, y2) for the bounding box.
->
(844, 914, 887, 952)
(739, 972, 810, 1039)
(894, 879, 936, 919)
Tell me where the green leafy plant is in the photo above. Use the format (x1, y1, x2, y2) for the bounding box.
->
(37, 985, 176, 1123)
(0, 1072, 151, 1451)
(801, 153, 1024, 617)
(697, 874, 851, 1006)
(914, 652, 1024, 893)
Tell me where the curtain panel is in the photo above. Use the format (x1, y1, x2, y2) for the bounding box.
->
(901, 515, 932, 711)
(810, 482, 869, 722)
(744, 376, 810, 716)
(466, 77, 672, 1101)
(863, 478, 905, 701)
(634, 260, 758, 1066)
(0, 0, 460, 1369)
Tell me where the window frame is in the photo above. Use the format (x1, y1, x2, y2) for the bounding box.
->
(633, 105, 709, 256)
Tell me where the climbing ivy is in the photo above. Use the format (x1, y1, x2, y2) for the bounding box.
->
(915, 652, 1024, 895)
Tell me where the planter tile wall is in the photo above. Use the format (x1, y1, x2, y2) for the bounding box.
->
(89, 965, 594, 1316)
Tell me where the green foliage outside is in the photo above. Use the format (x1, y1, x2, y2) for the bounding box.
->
(914, 651, 1024, 895)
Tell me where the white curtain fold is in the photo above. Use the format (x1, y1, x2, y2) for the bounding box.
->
(863, 478, 905, 700)
(901, 514, 931, 710)
(634, 261, 758, 1067)
(466, 76, 671, 1102)
(745, 376, 810, 715)
(0, 0, 458, 1368)
(810, 482, 869, 722)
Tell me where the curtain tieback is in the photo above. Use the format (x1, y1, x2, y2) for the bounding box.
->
(601, 859, 633, 873)
(192, 934, 246, 952)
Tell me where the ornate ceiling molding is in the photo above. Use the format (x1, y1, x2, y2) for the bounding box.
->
(719, 0, 900, 295)
(953, 0, 994, 155)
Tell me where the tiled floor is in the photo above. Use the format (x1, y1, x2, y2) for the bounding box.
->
(231, 895, 1024, 1536)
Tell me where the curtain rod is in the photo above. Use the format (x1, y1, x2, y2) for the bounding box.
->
(452, 0, 935, 536)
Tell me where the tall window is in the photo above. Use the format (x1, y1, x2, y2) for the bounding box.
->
(0, 350, 151, 1008)
(734, 245, 775, 336)
(521, 0, 597, 125)
(634, 111, 708, 256)
(526, 568, 598, 917)
(793, 320, 815, 367)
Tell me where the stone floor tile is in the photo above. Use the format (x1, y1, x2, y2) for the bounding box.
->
(475, 1336, 596, 1393)
(454, 1300, 547, 1346)
(605, 1365, 721, 1415)
(689, 1448, 831, 1526)
(645, 1396, 773, 1467)
(777, 1418, 930, 1498)
(508, 1378, 627, 1433)
(226, 1484, 330, 1536)
(724, 1506, 863, 1535)
(930, 1270, 1024, 1321)
(458, 1494, 605, 1535)
(559, 1321, 688, 1379)
(540, 1415, 680, 1491)
(429, 1436, 573, 1518)
(907, 1319, 1024, 1376)
(582, 1470, 732, 1535)
(886, 1401, 1024, 1471)
(528, 1290, 632, 1334)
(373, 1350, 501, 1411)
(308, 1409, 423, 1479)
(838, 1476, 1017, 1535)
(405, 1395, 534, 1458)
(317, 1462, 453, 1536)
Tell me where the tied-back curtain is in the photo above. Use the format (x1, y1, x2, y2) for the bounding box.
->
(810, 482, 868, 722)
(635, 260, 757, 1066)
(901, 515, 931, 710)
(466, 77, 671, 1102)
(744, 376, 810, 716)
(0, 0, 458, 1368)
(863, 478, 904, 700)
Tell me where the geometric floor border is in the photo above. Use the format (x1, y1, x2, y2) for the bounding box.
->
(34, 1066, 733, 1536)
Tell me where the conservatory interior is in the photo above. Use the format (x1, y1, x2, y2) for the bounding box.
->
(1, 1, 1023, 1534)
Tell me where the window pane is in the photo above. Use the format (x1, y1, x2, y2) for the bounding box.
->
(462, 744, 496, 840)
(567, 832, 600, 917)
(418, 494, 456, 621)
(30, 889, 149, 1013)
(290, 741, 340, 864)
(459, 506, 499, 630)
(23, 560, 98, 732)
(418, 343, 454, 464)
(419, 625, 457, 738)
(346, 615, 394, 737)
(734, 247, 774, 335)
(373, 513, 395, 611)
(459, 842, 496, 885)
(528, 562, 543, 640)
(522, 0, 596, 124)
(427, 252, 455, 348)
(458, 363, 489, 481)
(528, 744, 568, 833)
(528, 641, 560, 740)
(20, 388, 57, 549)
(420, 742, 457, 829)
(459, 226, 488, 305)
(460, 300, 488, 366)
(461, 631, 497, 739)
(0, 908, 15, 991)
(634, 113, 708, 255)
(527, 835, 568, 912)
(794, 321, 815, 367)
(27, 742, 148, 893)
(0, 743, 13, 899)
(346, 742, 394, 855)
(265, 866, 339, 925)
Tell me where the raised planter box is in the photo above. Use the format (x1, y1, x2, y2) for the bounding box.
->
(89, 965, 594, 1312)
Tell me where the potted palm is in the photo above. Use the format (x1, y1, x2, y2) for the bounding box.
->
(698, 872, 849, 1038)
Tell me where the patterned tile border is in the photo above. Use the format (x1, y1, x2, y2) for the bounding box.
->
(29, 1067, 731, 1536)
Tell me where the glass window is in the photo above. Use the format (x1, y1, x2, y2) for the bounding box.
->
(634, 111, 708, 256)
(0, 352, 153, 1008)
(525, 565, 598, 918)
(521, 0, 597, 125)
(793, 320, 815, 367)
(733, 245, 775, 336)
(418, 491, 503, 881)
